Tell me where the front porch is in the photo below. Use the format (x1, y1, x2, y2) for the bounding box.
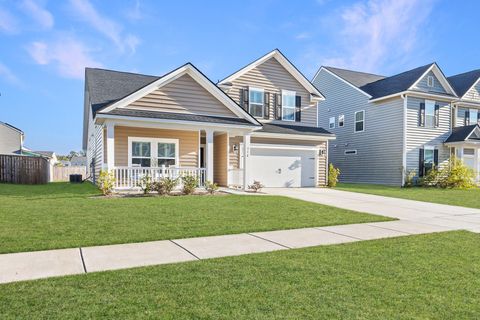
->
(445, 124, 480, 182)
(98, 119, 254, 191)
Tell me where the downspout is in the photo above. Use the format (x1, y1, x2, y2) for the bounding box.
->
(401, 94, 407, 187)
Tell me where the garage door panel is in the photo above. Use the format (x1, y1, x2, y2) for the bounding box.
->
(249, 147, 315, 187)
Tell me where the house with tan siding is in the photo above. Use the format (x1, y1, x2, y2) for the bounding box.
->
(83, 49, 334, 190)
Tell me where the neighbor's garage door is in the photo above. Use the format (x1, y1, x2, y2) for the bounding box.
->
(249, 146, 316, 187)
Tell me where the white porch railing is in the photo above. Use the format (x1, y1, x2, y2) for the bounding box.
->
(113, 166, 206, 190)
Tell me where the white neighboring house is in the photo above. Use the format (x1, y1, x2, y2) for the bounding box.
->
(0, 121, 24, 154)
(33, 151, 58, 182)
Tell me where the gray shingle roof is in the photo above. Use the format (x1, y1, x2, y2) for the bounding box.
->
(324, 67, 385, 88)
(258, 123, 333, 137)
(359, 63, 435, 99)
(447, 70, 480, 98)
(86, 68, 160, 115)
(100, 108, 258, 126)
(445, 124, 480, 143)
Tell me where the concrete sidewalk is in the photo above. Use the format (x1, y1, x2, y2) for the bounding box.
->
(0, 220, 460, 284)
(2, 188, 480, 285)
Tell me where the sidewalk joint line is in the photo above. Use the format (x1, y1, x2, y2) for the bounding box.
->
(79, 248, 87, 273)
(313, 227, 363, 240)
(247, 233, 291, 249)
(170, 240, 201, 260)
(365, 223, 414, 235)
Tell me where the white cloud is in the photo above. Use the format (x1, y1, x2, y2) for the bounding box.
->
(308, 0, 435, 73)
(21, 0, 54, 29)
(295, 32, 311, 40)
(126, 0, 143, 21)
(69, 0, 140, 54)
(27, 37, 102, 79)
(0, 8, 19, 34)
(0, 62, 20, 84)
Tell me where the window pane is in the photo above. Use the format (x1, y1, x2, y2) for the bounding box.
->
(464, 148, 475, 156)
(249, 90, 263, 104)
(470, 109, 478, 125)
(355, 111, 364, 122)
(158, 143, 175, 158)
(425, 115, 435, 127)
(132, 142, 151, 157)
(158, 159, 176, 167)
(283, 107, 295, 121)
(355, 121, 364, 132)
(425, 102, 435, 116)
(250, 104, 263, 117)
(132, 158, 151, 167)
(424, 149, 434, 163)
(283, 94, 295, 107)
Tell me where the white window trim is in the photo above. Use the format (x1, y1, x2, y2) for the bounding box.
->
(427, 75, 434, 87)
(425, 99, 435, 128)
(281, 90, 296, 122)
(338, 114, 345, 127)
(128, 137, 179, 167)
(329, 117, 335, 129)
(248, 87, 264, 118)
(354, 110, 365, 133)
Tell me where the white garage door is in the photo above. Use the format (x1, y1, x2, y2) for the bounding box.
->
(249, 146, 316, 187)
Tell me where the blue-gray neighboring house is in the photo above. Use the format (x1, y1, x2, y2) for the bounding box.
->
(312, 63, 471, 186)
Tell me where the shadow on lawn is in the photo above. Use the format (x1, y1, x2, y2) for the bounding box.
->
(0, 182, 99, 199)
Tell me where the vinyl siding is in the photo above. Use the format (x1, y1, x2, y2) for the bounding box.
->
(405, 96, 451, 175)
(85, 108, 103, 183)
(122, 74, 236, 118)
(0, 124, 22, 154)
(227, 57, 317, 127)
(317, 142, 327, 187)
(314, 69, 404, 186)
(114, 126, 199, 167)
(412, 71, 447, 94)
(213, 133, 228, 186)
(455, 106, 480, 126)
(463, 81, 480, 101)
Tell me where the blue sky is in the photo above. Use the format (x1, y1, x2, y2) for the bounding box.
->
(0, 0, 479, 154)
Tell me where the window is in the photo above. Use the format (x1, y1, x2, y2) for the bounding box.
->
(131, 141, 151, 167)
(158, 142, 176, 166)
(354, 110, 365, 132)
(329, 117, 335, 129)
(427, 75, 434, 87)
(425, 100, 435, 127)
(338, 114, 345, 127)
(129, 138, 179, 168)
(249, 88, 264, 118)
(344, 150, 357, 155)
(282, 90, 296, 121)
(423, 146, 435, 175)
(469, 109, 479, 125)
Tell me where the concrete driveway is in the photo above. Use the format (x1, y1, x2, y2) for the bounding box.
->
(263, 188, 480, 232)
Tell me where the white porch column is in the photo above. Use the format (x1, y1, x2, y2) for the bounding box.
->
(243, 133, 251, 190)
(106, 122, 115, 171)
(205, 129, 214, 182)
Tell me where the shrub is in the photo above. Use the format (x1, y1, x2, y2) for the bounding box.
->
(205, 180, 219, 194)
(154, 177, 178, 195)
(403, 169, 417, 188)
(181, 175, 198, 195)
(419, 157, 476, 189)
(98, 170, 115, 195)
(328, 163, 340, 188)
(248, 180, 264, 193)
(137, 175, 154, 194)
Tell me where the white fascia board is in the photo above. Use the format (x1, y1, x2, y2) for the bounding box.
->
(98, 64, 260, 126)
(315, 67, 372, 98)
(96, 114, 262, 132)
(409, 64, 458, 96)
(219, 50, 325, 100)
(370, 90, 456, 103)
(453, 99, 480, 107)
(252, 131, 335, 141)
(250, 143, 320, 151)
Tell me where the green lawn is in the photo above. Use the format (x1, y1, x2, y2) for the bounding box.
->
(0, 182, 390, 254)
(337, 183, 480, 208)
(1, 231, 479, 319)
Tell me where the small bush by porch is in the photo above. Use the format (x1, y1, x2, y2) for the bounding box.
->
(0, 182, 391, 254)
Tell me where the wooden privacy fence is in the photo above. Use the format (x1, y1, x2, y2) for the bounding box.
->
(0, 154, 49, 184)
(52, 166, 86, 182)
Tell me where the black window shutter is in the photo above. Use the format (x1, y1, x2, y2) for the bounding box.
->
(264, 92, 270, 119)
(295, 96, 301, 122)
(419, 149, 425, 177)
(242, 88, 249, 112)
(239, 88, 244, 109)
(465, 110, 470, 126)
(434, 104, 440, 127)
(433, 149, 439, 169)
(477, 110, 480, 123)
(419, 102, 425, 127)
